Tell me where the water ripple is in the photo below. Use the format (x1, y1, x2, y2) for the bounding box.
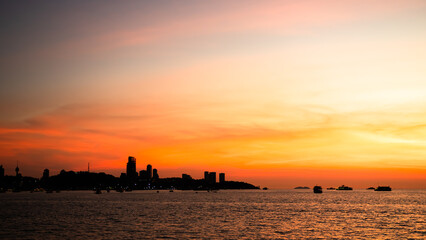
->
(0, 190, 424, 239)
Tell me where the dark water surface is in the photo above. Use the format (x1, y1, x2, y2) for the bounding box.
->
(0, 190, 424, 239)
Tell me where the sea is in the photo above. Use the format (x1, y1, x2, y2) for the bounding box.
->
(0, 189, 424, 239)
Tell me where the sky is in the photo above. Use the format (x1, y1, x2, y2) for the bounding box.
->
(0, 0, 425, 189)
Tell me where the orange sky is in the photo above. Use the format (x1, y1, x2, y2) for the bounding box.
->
(0, 0, 425, 188)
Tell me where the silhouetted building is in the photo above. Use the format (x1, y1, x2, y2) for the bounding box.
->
(139, 170, 147, 179)
(126, 156, 137, 182)
(182, 174, 192, 180)
(119, 173, 127, 185)
(15, 163, 22, 188)
(219, 173, 225, 183)
(0, 165, 4, 179)
(204, 171, 209, 182)
(15, 164, 20, 177)
(209, 172, 216, 185)
(147, 164, 152, 179)
(42, 169, 49, 179)
(153, 168, 159, 180)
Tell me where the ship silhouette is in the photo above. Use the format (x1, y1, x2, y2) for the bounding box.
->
(313, 186, 322, 193)
(336, 185, 353, 190)
(375, 186, 392, 191)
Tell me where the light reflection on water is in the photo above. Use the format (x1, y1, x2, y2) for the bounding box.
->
(0, 190, 424, 239)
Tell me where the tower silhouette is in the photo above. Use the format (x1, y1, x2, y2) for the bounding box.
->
(219, 173, 225, 183)
(147, 164, 152, 180)
(15, 162, 19, 177)
(126, 156, 137, 183)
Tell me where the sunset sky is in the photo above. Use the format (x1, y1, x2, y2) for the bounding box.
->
(1, 0, 425, 189)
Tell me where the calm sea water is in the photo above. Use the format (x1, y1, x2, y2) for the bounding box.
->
(0, 190, 424, 239)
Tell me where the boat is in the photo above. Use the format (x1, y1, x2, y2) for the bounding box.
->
(336, 185, 353, 190)
(262, 187, 268, 190)
(375, 186, 391, 191)
(313, 186, 322, 193)
(367, 187, 375, 190)
(326, 187, 335, 190)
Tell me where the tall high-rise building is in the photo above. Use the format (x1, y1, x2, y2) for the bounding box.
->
(43, 169, 49, 179)
(147, 164, 152, 179)
(0, 165, 4, 178)
(209, 172, 216, 185)
(204, 171, 209, 182)
(153, 168, 159, 180)
(126, 156, 137, 181)
(219, 173, 225, 183)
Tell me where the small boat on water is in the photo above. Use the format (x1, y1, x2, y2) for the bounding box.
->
(313, 186, 322, 193)
(367, 187, 375, 190)
(336, 185, 353, 190)
(375, 186, 391, 191)
(263, 187, 268, 190)
(326, 187, 335, 190)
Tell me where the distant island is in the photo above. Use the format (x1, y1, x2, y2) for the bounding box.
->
(336, 185, 353, 190)
(0, 157, 259, 192)
(294, 186, 310, 189)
